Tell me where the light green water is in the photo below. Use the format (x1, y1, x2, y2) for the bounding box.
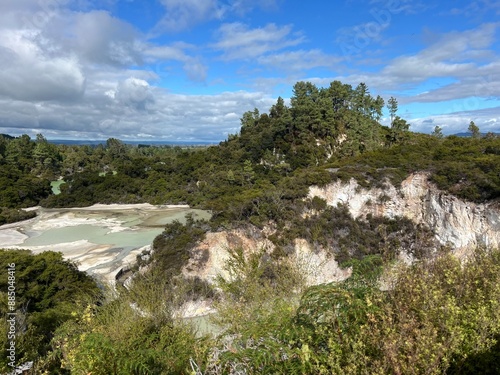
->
(23, 224, 162, 248)
(50, 179, 66, 195)
(24, 208, 210, 249)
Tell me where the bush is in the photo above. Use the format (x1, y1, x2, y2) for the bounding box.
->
(0, 250, 101, 372)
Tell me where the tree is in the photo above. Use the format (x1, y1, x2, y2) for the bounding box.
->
(243, 159, 255, 184)
(431, 125, 444, 139)
(33, 134, 60, 177)
(290, 81, 322, 136)
(389, 116, 410, 145)
(387, 97, 398, 126)
(5, 134, 34, 173)
(240, 108, 260, 130)
(468, 121, 480, 139)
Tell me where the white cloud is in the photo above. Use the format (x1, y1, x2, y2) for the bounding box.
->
(115, 78, 154, 110)
(0, 70, 276, 140)
(0, 0, 497, 141)
(213, 22, 305, 60)
(143, 44, 208, 82)
(229, 0, 281, 15)
(71, 10, 142, 66)
(330, 23, 499, 103)
(183, 59, 208, 82)
(369, 0, 431, 15)
(154, 0, 224, 33)
(448, 0, 500, 17)
(409, 106, 500, 135)
(0, 29, 85, 102)
(153, 0, 282, 33)
(258, 49, 342, 71)
(383, 23, 497, 82)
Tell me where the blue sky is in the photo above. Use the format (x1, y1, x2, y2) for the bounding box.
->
(0, 0, 498, 141)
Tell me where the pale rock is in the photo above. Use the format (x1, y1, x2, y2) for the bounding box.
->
(183, 229, 350, 287)
(308, 172, 500, 251)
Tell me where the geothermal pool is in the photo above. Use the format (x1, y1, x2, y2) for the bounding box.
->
(0, 204, 210, 284)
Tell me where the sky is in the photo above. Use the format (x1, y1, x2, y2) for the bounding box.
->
(0, 0, 498, 142)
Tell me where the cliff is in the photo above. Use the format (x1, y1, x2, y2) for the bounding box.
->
(182, 227, 351, 286)
(308, 172, 500, 252)
(182, 172, 500, 291)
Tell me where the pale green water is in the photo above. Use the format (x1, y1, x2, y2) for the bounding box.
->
(24, 208, 210, 249)
(50, 179, 65, 195)
(23, 225, 161, 248)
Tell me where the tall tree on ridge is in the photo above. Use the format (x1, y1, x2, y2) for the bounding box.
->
(468, 120, 480, 139)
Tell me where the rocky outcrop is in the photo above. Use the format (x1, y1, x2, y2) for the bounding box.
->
(182, 228, 351, 286)
(308, 172, 500, 251)
(182, 172, 500, 293)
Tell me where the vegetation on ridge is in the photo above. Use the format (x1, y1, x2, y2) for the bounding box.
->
(1, 79, 500, 373)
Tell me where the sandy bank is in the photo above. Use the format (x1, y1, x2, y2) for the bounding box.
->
(69, 203, 190, 211)
(0, 204, 207, 285)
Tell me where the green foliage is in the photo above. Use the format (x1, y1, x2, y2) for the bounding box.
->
(205, 247, 500, 374)
(432, 125, 444, 139)
(151, 216, 208, 276)
(274, 204, 436, 264)
(468, 121, 480, 139)
(0, 207, 36, 225)
(329, 134, 500, 202)
(3, 79, 500, 374)
(53, 275, 212, 375)
(208, 246, 307, 374)
(365, 248, 500, 374)
(0, 250, 101, 372)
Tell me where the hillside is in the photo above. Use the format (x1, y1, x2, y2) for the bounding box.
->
(1, 80, 500, 374)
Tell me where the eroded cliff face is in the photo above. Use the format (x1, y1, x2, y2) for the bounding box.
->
(181, 172, 500, 293)
(182, 228, 351, 286)
(308, 172, 500, 251)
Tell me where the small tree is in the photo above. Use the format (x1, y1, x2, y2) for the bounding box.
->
(468, 121, 480, 139)
(431, 125, 444, 139)
(389, 116, 410, 144)
(387, 96, 398, 126)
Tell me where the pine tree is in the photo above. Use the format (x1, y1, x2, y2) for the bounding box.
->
(468, 121, 480, 139)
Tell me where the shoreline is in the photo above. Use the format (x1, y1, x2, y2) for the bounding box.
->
(0, 204, 207, 285)
(64, 203, 191, 211)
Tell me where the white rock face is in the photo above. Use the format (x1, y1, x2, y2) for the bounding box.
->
(183, 229, 351, 287)
(182, 172, 500, 294)
(308, 172, 500, 251)
(293, 238, 351, 285)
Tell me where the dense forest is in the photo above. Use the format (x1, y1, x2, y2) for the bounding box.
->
(1, 80, 500, 374)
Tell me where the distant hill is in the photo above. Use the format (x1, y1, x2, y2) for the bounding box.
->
(453, 132, 500, 137)
(47, 139, 217, 146)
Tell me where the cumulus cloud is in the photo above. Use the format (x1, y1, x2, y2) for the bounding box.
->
(383, 23, 497, 81)
(143, 44, 208, 82)
(0, 29, 85, 102)
(114, 78, 155, 110)
(229, 0, 281, 15)
(0, 0, 497, 140)
(448, 0, 500, 17)
(409, 106, 500, 135)
(330, 23, 499, 100)
(0, 87, 276, 141)
(153, 0, 282, 33)
(72, 11, 142, 66)
(380, 23, 500, 105)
